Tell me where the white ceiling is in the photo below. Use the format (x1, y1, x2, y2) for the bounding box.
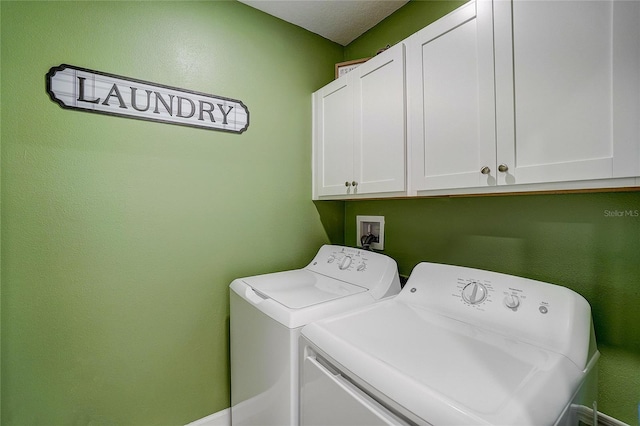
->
(237, 0, 409, 46)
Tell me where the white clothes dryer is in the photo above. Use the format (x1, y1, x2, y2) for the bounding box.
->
(230, 245, 400, 426)
(300, 262, 599, 426)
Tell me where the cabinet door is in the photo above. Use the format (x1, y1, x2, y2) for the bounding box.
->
(352, 43, 406, 195)
(313, 76, 354, 197)
(407, 0, 496, 192)
(494, 0, 640, 185)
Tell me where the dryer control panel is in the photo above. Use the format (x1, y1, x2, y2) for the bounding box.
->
(456, 278, 529, 313)
(306, 245, 401, 300)
(399, 262, 593, 368)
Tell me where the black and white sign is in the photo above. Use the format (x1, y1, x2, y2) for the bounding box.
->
(46, 64, 249, 133)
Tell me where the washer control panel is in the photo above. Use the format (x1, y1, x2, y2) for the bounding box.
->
(306, 245, 400, 297)
(325, 248, 369, 272)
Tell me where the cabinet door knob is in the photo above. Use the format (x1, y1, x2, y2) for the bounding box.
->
(480, 166, 491, 175)
(352, 181, 358, 187)
(345, 181, 351, 187)
(498, 164, 509, 173)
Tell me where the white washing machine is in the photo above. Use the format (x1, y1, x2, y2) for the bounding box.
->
(300, 262, 599, 426)
(230, 245, 401, 426)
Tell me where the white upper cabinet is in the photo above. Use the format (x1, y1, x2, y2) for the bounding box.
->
(314, 0, 639, 199)
(353, 43, 406, 196)
(313, 76, 354, 198)
(313, 43, 406, 199)
(409, 0, 640, 194)
(406, 0, 496, 193)
(493, 0, 640, 186)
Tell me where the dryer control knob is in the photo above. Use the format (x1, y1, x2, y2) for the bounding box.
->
(462, 282, 488, 305)
(338, 255, 353, 270)
(504, 294, 520, 310)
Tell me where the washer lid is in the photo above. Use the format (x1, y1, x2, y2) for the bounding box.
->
(242, 269, 367, 309)
(302, 299, 587, 425)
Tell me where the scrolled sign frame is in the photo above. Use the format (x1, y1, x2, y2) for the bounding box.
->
(46, 64, 249, 134)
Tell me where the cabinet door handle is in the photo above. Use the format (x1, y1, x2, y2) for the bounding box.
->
(498, 164, 509, 173)
(480, 166, 491, 175)
(345, 181, 351, 187)
(352, 181, 358, 187)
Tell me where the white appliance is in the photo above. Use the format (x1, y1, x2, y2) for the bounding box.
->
(230, 245, 401, 426)
(300, 262, 599, 426)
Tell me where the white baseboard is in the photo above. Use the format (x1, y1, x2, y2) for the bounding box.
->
(186, 405, 631, 426)
(573, 405, 629, 426)
(186, 408, 231, 426)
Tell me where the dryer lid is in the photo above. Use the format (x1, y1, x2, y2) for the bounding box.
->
(242, 269, 367, 309)
(302, 299, 588, 425)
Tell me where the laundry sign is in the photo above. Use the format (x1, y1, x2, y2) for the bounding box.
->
(46, 64, 249, 133)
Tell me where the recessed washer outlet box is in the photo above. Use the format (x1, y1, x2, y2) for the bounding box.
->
(356, 215, 385, 250)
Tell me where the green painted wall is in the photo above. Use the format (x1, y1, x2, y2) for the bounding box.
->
(337, 1, 640, 424)
(1, 1, 341, 424)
